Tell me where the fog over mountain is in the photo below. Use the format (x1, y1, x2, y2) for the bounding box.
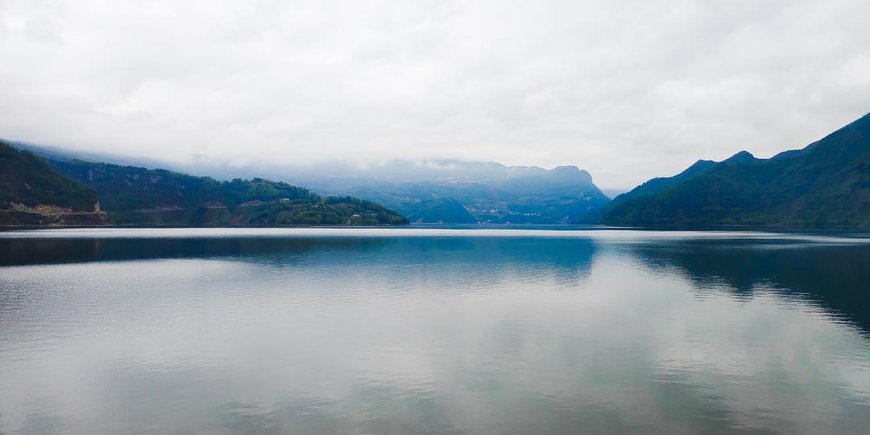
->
(277, 160, 611, 224)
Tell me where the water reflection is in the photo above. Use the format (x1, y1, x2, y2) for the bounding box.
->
(2, 232, 865, 330)
(0, 236, 599, 288)
(615, 238, 870, 333)
(0, 229, 868, 434)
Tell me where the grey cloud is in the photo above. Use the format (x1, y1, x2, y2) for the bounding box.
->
(0, 0, 868, 188)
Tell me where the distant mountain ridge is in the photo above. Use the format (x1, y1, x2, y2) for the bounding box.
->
(599, 113, 870, 229)
(285, 160, 611, 224)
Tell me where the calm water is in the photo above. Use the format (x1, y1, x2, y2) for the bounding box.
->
(1, 228, 869, 434)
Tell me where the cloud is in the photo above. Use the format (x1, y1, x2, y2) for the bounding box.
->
(1, 0, 868, 188)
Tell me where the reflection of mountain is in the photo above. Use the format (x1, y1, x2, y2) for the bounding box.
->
(0, 237, 381, 266)
(5, 230, 866, 333)
(620, 239, 870, 333)
(0, 235, 598, 283)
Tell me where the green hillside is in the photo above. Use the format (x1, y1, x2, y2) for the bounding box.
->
(601, 113, 870, 229)
(47, 159, 408, 226)
(0, 141, 97, 211)
(400, 197, 478, 224)
(1, 140, 408, 227)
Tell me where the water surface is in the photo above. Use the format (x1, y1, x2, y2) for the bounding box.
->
(1, 228, 868, 434)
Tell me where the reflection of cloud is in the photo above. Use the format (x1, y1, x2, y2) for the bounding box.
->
(1, 236, 869, 433)
(644, 285, 870, 432)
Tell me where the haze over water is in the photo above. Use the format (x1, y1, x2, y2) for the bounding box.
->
(1, 228, 868, 434)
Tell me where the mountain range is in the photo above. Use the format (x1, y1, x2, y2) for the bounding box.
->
(8, 143, 613, 224)
(2, 112, 868, 229)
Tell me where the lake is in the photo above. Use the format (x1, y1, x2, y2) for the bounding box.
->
(1, 228, 868, 434)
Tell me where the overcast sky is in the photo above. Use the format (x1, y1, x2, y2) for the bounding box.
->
(1, 0, 868, 188)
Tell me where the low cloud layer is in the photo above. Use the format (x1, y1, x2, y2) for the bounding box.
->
(1, 0, 868, 188)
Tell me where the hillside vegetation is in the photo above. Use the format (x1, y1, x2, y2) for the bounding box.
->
(1, 140, 407, 227)
(48, 159, 408, 226)
(0, 141, 97, 211)
(600, 113, 870, 229)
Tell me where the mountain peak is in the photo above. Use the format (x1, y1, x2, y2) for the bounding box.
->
(723, 150, 756, 164)
(691, 158, 716, 167)
(685, 159, 716, 173)
(550, 165, 580, 173)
